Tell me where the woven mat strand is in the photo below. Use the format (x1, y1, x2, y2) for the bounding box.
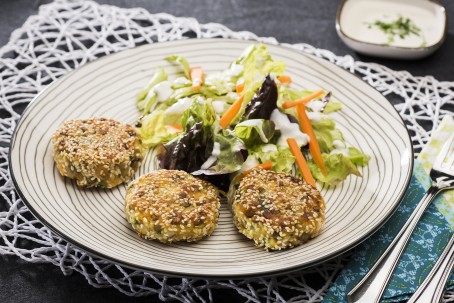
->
(1, 0, 454, 302)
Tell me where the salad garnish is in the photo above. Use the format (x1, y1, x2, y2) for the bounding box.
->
(366, 16, 426, 47)
(136, 44, 370, 189)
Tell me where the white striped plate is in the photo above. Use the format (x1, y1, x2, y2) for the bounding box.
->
(9, 39, 413, 278)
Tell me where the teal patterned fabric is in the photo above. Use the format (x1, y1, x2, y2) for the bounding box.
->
(323, 160, 454, 302)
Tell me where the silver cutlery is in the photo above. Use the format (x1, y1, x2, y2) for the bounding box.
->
(348, 132, 454, 303)
(407, 233, 454, 303)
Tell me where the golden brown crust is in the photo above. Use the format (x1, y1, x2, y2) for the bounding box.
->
(52, 117, 145, 188)
(232, 169, 325, 250)
(124, 170, 220, 243)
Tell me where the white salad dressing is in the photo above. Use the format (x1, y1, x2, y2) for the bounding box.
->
(230, 138, 244, 153)
(270, 109, 309, 147)
(204, 72, 235, 92)
(173, 77, 191, 85)
(239, 155, 260, 172)
(240, 45, 254, 59)
(261, 144, 278, 153)
(205, 72, 224, 83)
(236, 119, 269, 143)
(306, 100, 325, 113)
(200, 142, 221, 170)
(212, 100, 226, 114)
(226, 63, 243, 77)
(306, 111, 323, 122)
(152, 81, 173, 102)
(164, 97, 193, 115)
(227, 92, 240, 100)
(331, 140, 349, 156)
(196, 96, 205, 104)
(236, 77, 244, 86)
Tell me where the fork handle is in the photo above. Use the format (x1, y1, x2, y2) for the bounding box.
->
(347, 185, 441, 303)
(407, 233, 454, 303)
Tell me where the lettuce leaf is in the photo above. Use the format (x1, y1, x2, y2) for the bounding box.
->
(348, 147, 370, 166)
(324, 99, 343, 113)
(181, 98, 216, 130)
(158, 121, 209, 173)
(308, 153, 361, 186)
(278, 88, 342, 115)
(310, 115, 344, 153)
(252, 144, 295, 173)
(166, 55, 190, 78)
(159, 101, 245, 180)
(202, 72, 235, 96)
(193, 126, 245, 175)
(278, 86, 313, 105)
(306, 146, 370, 185)
(137, 68, 168, 113)
(240, 44, 286, 89)
(234, 119, 275, 148)
(304, 112, 370, 184)
(242, 75, 278, 121)
(138, 110, 179, 147)
(231, 45, 286, 122)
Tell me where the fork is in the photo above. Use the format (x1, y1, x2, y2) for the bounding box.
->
(348, 132, 454, 303)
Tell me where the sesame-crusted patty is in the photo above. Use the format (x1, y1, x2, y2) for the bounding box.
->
(52, 117, 145, 188)
(124, 170, 220, 243)
(231, 169, 325, 250)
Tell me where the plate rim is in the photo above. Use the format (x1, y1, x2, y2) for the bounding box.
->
(8, 38, 414, 279)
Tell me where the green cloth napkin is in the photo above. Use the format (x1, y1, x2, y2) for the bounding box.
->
(323, 115, 454, 302)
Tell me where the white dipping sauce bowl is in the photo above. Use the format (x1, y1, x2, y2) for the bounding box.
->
(336, 0, 447, 59)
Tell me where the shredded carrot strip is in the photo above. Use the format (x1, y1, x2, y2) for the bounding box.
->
(165, 124, 183, 133)
(236, 83, 244, 93)
(238, 161, 273, 180)
(287, 138, 316, 187)
(171, 124, 182, 131)
(278, 75, 292, 84)
(282, 90, 325, 109)
(219, 94, 245, 129)
(190, 67, 204, 90)
(296, 104, 327, 176)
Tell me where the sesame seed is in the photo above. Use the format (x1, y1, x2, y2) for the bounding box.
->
(52, 117, 145, 188)
(231, 169, 326, 250)
(125, 170, 220, 243)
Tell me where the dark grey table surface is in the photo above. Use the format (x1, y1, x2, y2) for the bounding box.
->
(1, 1, 453, 302)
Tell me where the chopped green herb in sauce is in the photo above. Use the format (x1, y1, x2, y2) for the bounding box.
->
(367, 16, 426, 46)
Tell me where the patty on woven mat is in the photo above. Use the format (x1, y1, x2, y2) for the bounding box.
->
(52, 117, 145, 188)
(124, 170, 221, 243)
(230, 169, 325, 250)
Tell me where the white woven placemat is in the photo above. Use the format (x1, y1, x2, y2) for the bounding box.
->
(1, 0, 454, 302)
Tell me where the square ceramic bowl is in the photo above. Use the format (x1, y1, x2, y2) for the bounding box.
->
(336, 0, 447, 59)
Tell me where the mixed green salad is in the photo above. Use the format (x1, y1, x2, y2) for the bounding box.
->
(135, 44, 369, 190)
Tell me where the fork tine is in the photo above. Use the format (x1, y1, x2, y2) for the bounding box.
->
(433, 131, 454, 170)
